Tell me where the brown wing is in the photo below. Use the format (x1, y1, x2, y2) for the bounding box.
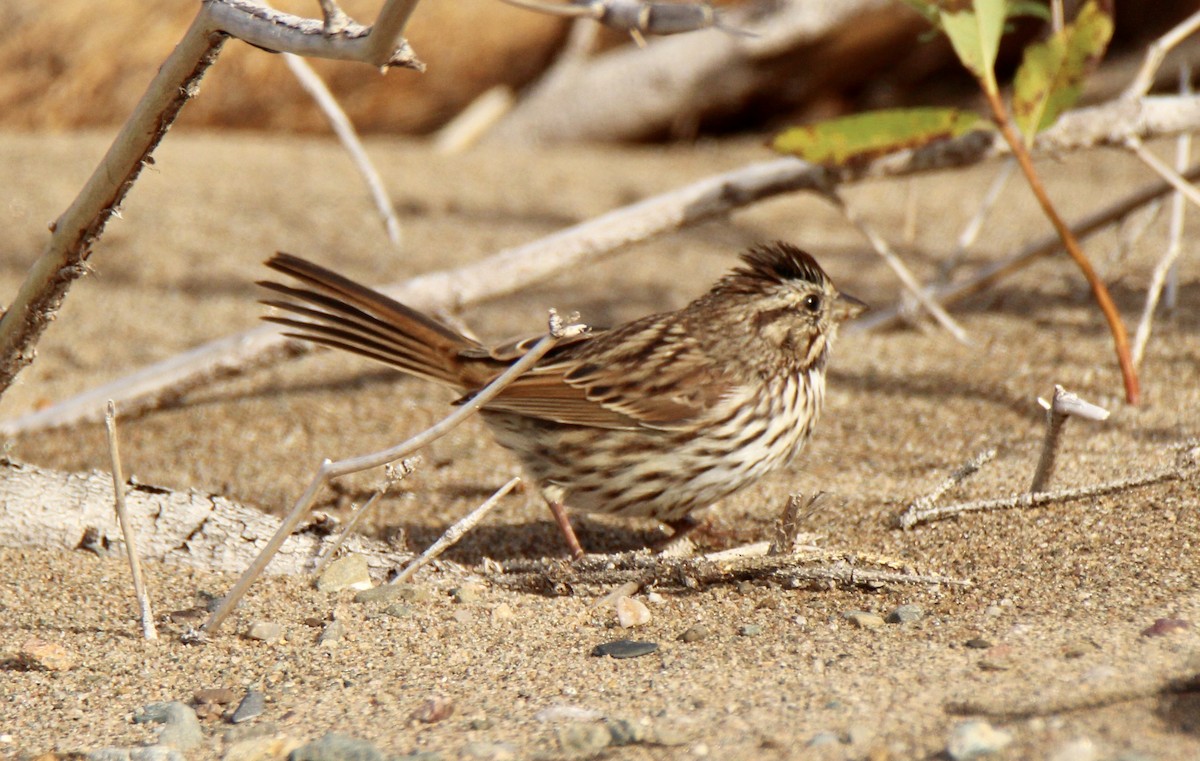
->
(475, 315, 735, 431)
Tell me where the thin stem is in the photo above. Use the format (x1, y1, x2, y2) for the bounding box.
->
(284, 53, 402, 246)
(983, 88, 1140, 404)
(105, 401, 157, 640)
(391, 477, 521, 584)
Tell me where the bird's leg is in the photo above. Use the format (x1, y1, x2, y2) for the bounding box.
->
(547, 499, 586, 559)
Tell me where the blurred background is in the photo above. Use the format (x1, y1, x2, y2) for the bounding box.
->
(2, 0, 1197, 140)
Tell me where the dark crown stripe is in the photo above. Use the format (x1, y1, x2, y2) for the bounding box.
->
(734, 242, 828, 285)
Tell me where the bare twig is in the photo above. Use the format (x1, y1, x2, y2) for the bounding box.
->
(491, 547, 969, 595)
(311, 458, 417, 576)
(498, 0, 730, 38)
(1122, 9, 1200, 99)
(1134, 67, 1193, 369)
(1030, 385, 1110, 494)
(1125, 136, 1200, 211)
(769, 493, 827, 556)
(432, 85, 517, 154)
(938, 158, 1016, 280)
(202, 313, 587, 634)
(823, 187, 970, 343)
(854, 163, 1200, 334)
(105, 401, 157, 641)
(283, 53, 402, 245)
(391, 476, 521, 584)
(898, 465, 1190, 530)
(902, 448, 997, 524)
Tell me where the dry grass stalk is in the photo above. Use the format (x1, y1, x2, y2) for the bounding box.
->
(104, 401, 157, 641)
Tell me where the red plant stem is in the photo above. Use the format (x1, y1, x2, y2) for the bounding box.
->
(983, 88, 1140, 405)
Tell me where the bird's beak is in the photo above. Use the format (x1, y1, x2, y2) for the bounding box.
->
(834, 291, 869, 321)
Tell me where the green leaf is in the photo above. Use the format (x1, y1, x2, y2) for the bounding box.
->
(940, 0, 1006, 93)
(1012, 0, 1113, 145)
(771, 108, 987, 168)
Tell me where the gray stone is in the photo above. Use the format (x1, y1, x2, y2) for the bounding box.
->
(886, 604, 924, 624)
(590, 640, 657, 658)
(230, 689, 266, 724)
(737, 624, 763, 637)
(289, 732, 383, 761)
(677, 624, 710, 642)
(134, 702, 202, 751)
(844, 611, 885, 629)
(319, 620, 346, 646)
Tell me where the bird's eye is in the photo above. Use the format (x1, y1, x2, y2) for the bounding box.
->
(802, 294, 822, 313)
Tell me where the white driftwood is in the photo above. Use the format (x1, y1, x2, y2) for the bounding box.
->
(0, 459, 412, 577)
(489, 0, 893, 142)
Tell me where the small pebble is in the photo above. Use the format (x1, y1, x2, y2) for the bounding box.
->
(677, 624, 710, 643)
(290, 732, 384, 761)
(1048, 737, 1100, 761)
(886, 604, 924, 624)
(846, 723, 873, 746)
(245, 621, 282, 643)
(591, 640, 658, 659)
(1141, 618, 1189, 637)
(459, 741, 517, 760)
(135, 702, 203, 751)
(451, 585, 483, 604)
(808, 731, 842, 748)
(193, 687, 236, 706)
(947, 719, 1012, 760)
(491, 603, 515, 621)
(556, 722, 611, 755)
(410, 696, 454, 724)
(223, 734, 302, 761)
(353, 584, 406, 604)
(1061, 639, 1096, 659)
(965, 637, 992, 649)
(844, 611, 885, 630)
(978, 645, 1016, 672)
(616, 596, 651, 628)
(737, 624, 763, 637)
(230, 690, 266, 724)
(319, 620, 346, 646)
(316, 554, 372, 593)
(384, 604, 413, 618)
(16, 637, 77, 671)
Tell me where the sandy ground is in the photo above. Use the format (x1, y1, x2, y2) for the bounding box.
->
(0, 130, 1198, 760)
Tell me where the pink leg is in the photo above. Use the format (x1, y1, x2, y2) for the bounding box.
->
(547, 499, 585, 559)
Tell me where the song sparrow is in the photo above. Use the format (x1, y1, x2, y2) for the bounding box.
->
(260, 242, 864, 557)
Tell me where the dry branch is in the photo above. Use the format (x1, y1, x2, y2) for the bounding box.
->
(492, 546, 969, 595)
(489, 0, 895, 143)
(0, 458, 415, 577)
(898, 463, 1193, 530)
